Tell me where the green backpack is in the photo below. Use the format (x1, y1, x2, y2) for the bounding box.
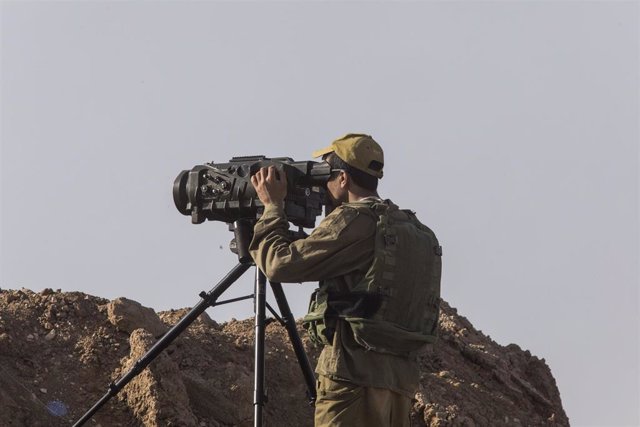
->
(303, 199, 442, 356)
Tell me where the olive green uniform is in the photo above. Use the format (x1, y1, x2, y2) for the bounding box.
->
(249, 200, 419, 426)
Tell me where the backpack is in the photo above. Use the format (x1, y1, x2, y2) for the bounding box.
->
(303, 199, 442, 356)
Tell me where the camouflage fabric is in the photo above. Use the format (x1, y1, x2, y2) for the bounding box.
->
(302, 199, 441, 356)
(314, 375, 412, 427)
(249, 200, 420, 398)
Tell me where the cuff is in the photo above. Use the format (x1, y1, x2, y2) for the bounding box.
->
(262, 203, 286, 219)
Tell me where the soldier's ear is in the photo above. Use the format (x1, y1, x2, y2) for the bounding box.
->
(340, 171, 351, 190)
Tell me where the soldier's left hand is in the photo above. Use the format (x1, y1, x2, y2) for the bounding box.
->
(251, 166, 287, 207)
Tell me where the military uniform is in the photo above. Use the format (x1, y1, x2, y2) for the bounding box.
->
(249, 200, 422, 426)
(249, 133, 441, 427)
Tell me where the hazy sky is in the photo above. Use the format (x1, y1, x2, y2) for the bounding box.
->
(1, 2, 638, 426)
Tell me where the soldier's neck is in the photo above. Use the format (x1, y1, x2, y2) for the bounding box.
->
(348, 189, 379, 203)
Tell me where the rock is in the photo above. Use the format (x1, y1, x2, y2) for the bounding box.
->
(117, 329, 199, 426)
(106, 297, 167, 336)
(197, 311, 219, 329)
(0, 290, 569, 427)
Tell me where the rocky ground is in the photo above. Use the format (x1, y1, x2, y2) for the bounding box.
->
(0, 288, 569, 426)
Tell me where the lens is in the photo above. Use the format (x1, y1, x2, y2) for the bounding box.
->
(173, 170, 190, 215)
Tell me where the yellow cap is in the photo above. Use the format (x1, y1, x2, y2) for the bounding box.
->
(312, 133, 384, 178)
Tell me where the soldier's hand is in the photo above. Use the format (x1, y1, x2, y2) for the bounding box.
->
(251, 166, 287, 207)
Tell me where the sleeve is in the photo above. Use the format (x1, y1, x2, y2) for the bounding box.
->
(248, 203, 375, 283)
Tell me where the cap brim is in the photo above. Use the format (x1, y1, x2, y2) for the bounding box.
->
(311, 145, 335, 158)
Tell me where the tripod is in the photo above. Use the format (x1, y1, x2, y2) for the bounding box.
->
(73, 220, 316, 427)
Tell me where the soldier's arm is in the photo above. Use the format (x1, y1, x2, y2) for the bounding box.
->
(248, 204, 375, 283)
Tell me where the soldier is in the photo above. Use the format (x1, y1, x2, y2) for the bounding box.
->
(249, 134, 442, 427)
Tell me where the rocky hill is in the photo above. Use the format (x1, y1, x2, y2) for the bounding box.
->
(0, 288, 568, 426)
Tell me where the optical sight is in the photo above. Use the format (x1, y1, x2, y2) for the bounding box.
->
(173, 156, 331, 229)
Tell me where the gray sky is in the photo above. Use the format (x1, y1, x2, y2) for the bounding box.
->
(1, 2, 638, 426)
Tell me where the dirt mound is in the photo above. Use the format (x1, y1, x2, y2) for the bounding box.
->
(0, 288, 568, 426)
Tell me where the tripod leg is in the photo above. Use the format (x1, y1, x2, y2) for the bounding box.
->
(73, 262, 252, 427)
(270, 282, 317, 404)
(254, 269, 267, 427)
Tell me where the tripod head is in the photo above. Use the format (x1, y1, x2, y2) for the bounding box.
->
(228, 219, 255, 264)
(228, 219, 308, 264)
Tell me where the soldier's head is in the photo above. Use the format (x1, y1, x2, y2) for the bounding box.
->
(312, 134, 384, 207)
